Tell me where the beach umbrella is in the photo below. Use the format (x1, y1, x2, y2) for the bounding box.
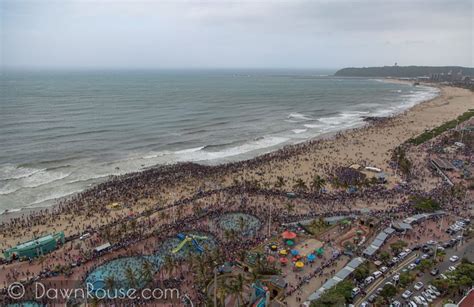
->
(279, 249, 288, 256)
(316, 247, 324, 255)
(270, 244, 278, 251)
(290, 249, 299, 256)
(307, 254, 316, 262)
(279, 257, 288, 265)
(286, 240, 295, 246)
(281, 231, 297, 240)
(295, 261, 304, 268)
(267, 255, 276, 263)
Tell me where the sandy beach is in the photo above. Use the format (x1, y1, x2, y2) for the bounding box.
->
(0, 84, 472, 249)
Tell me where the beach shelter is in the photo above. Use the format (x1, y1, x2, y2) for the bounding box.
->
(307, 253, 316, 262)
(286, 240, 295, 246)
(279, 249, 288, 256)
(279, 257, 288, 265)
(295, 261, 304, 269)
(290, 249, 299, 256)
(281, 231, 297, 240)
(316, 247, 324, 255)
(270, 244, 278, 251)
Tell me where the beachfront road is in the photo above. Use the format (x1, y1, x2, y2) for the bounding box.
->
(355, 239, 473, 306)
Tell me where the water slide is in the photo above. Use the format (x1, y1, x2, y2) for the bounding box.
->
(191, 238, 204, 253)
(252, 297, 265, 307)
(172, 237, 191, 254)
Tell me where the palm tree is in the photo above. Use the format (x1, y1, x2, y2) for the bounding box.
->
(292, 178, 307, 192)
(104, 275, 117, 291)
(310, 175, 326, 194)
(163, 255, 175, 279)
(275, 176, 285, 188)
(437, 250, 446, 262)
(238, 216, 247, 234)
(141, 260, 154, 286)
(285, 202, 295, 215)
(232, 274, 245, 306)
(124, 266, 137, 289)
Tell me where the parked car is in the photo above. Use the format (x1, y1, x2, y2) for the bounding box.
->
(390, 300, 401, 307)
(421, 253, 430, 259)
(421, 291, 433, 303)
(402, 290, 413, 299)
(448, 266, 456, 272)
(413, 296, 422, 305)
(449, 255, 459, 262)
(428, 285, 441, 296)
(360, 302, 369, 307)
(414, 281, 424, 290)
(375, 287, 383, 295)
(380, 266, 388, 273)
(351, 287, 361, 297)
(426, 289, 437, 299)
(373, 271, 383, 279)
(418, 295, 429, 306)
(408, 263, 417, 270)
(430, 268, 439, 276)
(365, 276, 375, 285)
(408, 300, 417, 307)
(368, 294, 377, 303)
(392, 274, 400, 282)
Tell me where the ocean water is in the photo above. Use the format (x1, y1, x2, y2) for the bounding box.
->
(0, 70, 439, 213)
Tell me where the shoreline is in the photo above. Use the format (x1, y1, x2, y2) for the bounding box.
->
(0, 80, 445, 223)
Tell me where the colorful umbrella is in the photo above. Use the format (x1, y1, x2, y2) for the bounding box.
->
(267, 255, 276, 263)
(316, 247, 324, 255)
(270, 245, 278, 251)
(279, 257, 288, 264)
(279, 249, 288, 255)
(307, 254, 316, 262)
(290, 249, 299, 256)
(281, 230, 297, 240)
(295, 261, 304, 268)
(286, 240, 295, 246)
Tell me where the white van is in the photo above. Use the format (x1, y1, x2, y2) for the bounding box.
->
(372, 271, 383, 279)
(351, 287, 361, 297)
(365, 276, 375, 285)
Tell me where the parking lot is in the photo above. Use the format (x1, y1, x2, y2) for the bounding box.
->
(353, 218, 472, 306)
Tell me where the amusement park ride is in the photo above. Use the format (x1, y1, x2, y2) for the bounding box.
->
(171, 233, 208, 254)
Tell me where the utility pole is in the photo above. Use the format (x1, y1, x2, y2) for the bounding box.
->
(268, 205, 272, 237)
(214, 266, 217, 307)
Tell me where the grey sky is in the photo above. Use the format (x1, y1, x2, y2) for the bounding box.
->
(1, 0, 472, 69)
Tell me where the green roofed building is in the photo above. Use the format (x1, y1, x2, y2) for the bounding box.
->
(4, 232, 65, 260)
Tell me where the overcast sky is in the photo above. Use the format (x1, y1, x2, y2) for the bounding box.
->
(1, 0, 472, 69)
